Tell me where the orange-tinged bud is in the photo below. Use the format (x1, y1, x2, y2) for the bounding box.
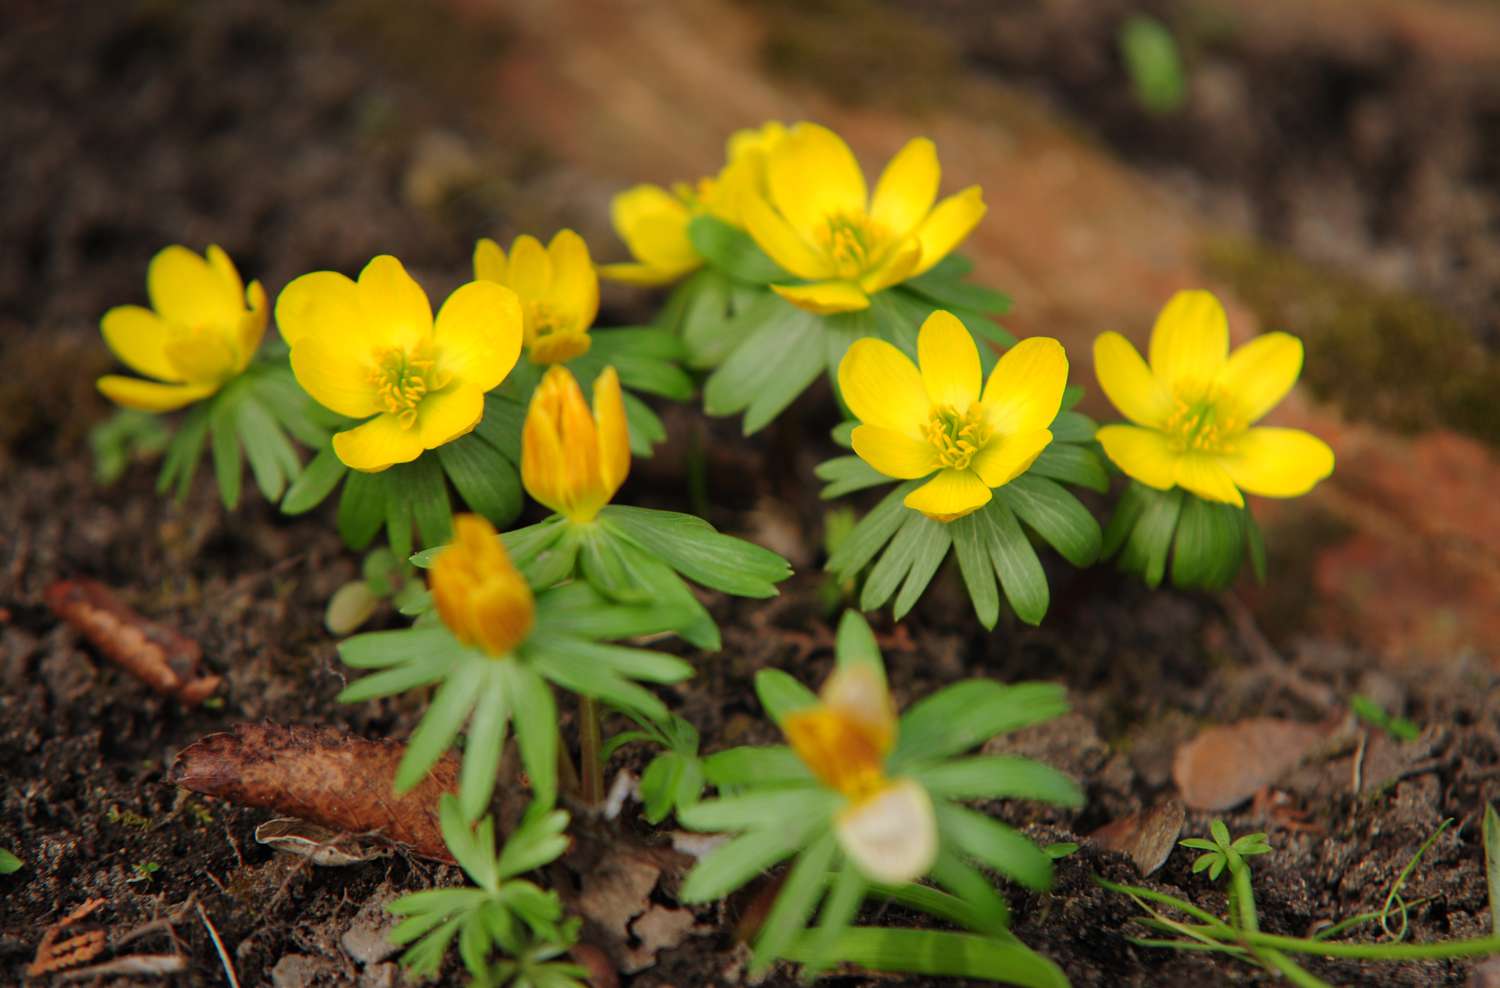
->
(430, 514, 534, 657)
(783, 666, 896, 802)
(521, 364, 630, 523)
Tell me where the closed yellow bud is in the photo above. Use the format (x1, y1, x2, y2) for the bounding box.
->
(521, 365, 630, 523)
(430, 514, 534, 657)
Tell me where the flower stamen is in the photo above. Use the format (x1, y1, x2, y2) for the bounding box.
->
(820, 213, 887, 280)
(924, 404, 992, 470)
(1163, 390, 1242, 454)
(369, 341, 448, 429)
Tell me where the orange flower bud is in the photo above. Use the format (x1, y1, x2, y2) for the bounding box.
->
(520, 365, 630, 523)
(430, 514, 534, 657)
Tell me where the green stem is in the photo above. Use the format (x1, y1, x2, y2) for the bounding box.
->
(578, 695, 604, 807)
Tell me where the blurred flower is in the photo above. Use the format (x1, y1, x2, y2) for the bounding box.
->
(783, 664, 935, 885)
(277, 255, 522, 472)
(521, 364, 630, 523)
(1093, 290, 1334, 507)
(430, 514, 535, 657)
(474, 230, 598, 364)
(97, 245, 268, 411)
(741, 123, 985, 314)
(598, 121, 787, 286)
(840, 310, 1066, 521)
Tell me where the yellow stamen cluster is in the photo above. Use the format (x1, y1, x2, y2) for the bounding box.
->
(820, 214, 889, 281)
(784, 709, 890, 803)
(924, 404, 993, 470)
(430, 514, 535, 658)
(370, 342, 449, 428)
(1161, 391, 1242, 455)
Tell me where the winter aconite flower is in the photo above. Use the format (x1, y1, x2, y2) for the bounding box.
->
(277, 255, 522, 472)
(97, 245, 268, 411)
(473, 230, 598, 364)
(742, 123, 986, 314)
(521, 364, 629, 523)
(598, 121, 787, 286)
(839, 310, 1067, 521)
(1093, 290, 1335, 507)
(783, 664, 936, 885)
(430, 514, 535, 657)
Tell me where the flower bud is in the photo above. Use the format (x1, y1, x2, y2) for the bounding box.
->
(521, 365, 630, 523)
(430, 514, 534, 657)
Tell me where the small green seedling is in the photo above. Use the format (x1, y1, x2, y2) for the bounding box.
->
(1118, 14, 1188, 115)
(1180, 819, 1272, 882)
(1350, 694, 1419, 742)
(128, 861, 161, 884)
(601, 711, 705, 825)
(0, 848, 21, 875)
(89, 408, 169, 484)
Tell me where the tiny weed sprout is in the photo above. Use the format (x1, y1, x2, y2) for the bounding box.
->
(599, 711, 705, 825)
(821, 310, 1106, 627)
(1118, 14, 1188, 116)
(1094, 290, 1335, 589)
(387, 795, 586, 987)
(1350, 694, 1420, 742)
(0, 849, 21, 875)
(338, 514, 695, 819)
(677, 611, 1081, 979)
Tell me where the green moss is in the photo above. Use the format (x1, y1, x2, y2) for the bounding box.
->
(1204, 236, 1500, 446)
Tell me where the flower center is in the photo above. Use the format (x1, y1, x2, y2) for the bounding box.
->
(820, 213, 887, 280)
(369, 341, 449, 429)
(784, 708, 890, 803)
(924, 404, 992, 470)
(1163, 392, 1242, 454)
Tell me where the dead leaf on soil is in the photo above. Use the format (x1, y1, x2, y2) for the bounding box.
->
(1089, 799, 1186, 875)
(1172, 717, 1331, 810)
(170, 723, 458, 863)
(569, 845, 706, 975)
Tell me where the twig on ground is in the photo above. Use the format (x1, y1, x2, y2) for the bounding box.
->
(197, 901, 240, 988)
(55, 954, 186, 980)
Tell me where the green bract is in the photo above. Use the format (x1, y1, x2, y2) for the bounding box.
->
(1100, 480, 1267, 590)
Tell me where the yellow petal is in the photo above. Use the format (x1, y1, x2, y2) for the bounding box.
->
(356, 256, 433, 351)
(593, 366, 631, 500)
(473, 237, 508, 284)
(904, 467, 992, 521)
(97, 375, 215, 412)
(162, 331, 240, 385)
(433, 281, 523, 392)
(596, 261, 690, 287)
(870, 137, 940, 241)
(970, 428, 1052, 489)
(1223, 427, 1334, 499)
(980, 337, 1069, 435)
(240, 281, 270, 362)
(858, 238, 923, 296)
(837, 338, 930, 437)
(332, 414, 425, 472)
(819, 665, 896, 747)
(766, 122, 867, 244)
(1148, 290, 1228, 393)
(506, 235, 552, 302)
(418, 384, 485, 449)
(1096, 424, 1177, 491)
(275, 270, 361, 347)
(205, 244, 245, 299)
(917, 310, 981, 410)
(835, 779, 938, 884)
(1094, 330, 1172, 428)
(743, 193, 832, 280)
(772, 280, 868, 314)
(290, 334, 382, 419)
(1217, 332, 1303, 424)
(1173, 452, 1242, 507)
(546, 229, 599, 332)
(910, 186, 985, 277)
(528, 330, 591, 365)
(851, 424, 940, 479)
(101, 305, 180, 382)
(148, 245, 242, 331)
(610, 184, 699, 270)
(520, 389, 568, 516)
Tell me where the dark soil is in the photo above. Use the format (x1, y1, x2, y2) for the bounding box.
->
(3, 2, 1498, 987)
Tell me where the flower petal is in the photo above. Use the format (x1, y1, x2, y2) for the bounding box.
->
(970, 428, 1052, 489)
(506, 234, 552, 302)
(433, 281, 523, 392)
(1173, 452, 1243, 507)
(162, 332, 240, 385)
(610, 184, 699, 270)
(981, 337, 1069, 435)
(473, 237, 507, 284)
(592, 366, 631, 499)
(870, 137, 940, 241)
(96, 375, 215, 412)
(1218, 332, 1303, 424)
(418, 384, 485, 450)
(275, 270, 361, 347)
(546, 229, 599, 332)
(1096, 424, 1177, 491)
(1223, 427, 1334, 499)
(596, 261, 690, 287)
(858, 239, 923, 296)
(356, 256, 433, 351)
(290, 334, 382, 419)
(100, 305, 180, 382)
(1148, 290, 1228, 394)
(904, 467, 992, 521)
(852, 424, 940, 479)
(766, 122, 867, 244)
(838, 338, 929, 437)
(772, 280, 868, 314)
(205, 245, 245, 300)
(743, 193, 832, 280)
(910, 186, 985, 277)
(148, 245, 242, 331)
(917, 310, 981, 410)
(240, 281, 269, 362)
(332, 414, 425, 472)
(835, 779, 938, 885)
(1094, 330, 1171, 428)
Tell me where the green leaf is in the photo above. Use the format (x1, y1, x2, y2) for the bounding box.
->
(999, 475, 1102, 567)
(505, 661, 559, 809)
(930, 848, 1010, 933)
(532, 580, 701, 644)
(0, 849, 21, 874)
(751, 832, 837, 973)
(702, 300, 824, 433)
(682, 788, 837, 833)
(586, 328, 693, 400)
(801, 860, 867, 977)
(892, 681, 1069, 768)
(755, 668, 819, 726)
(459, 670, 510, 822)
(282, 445, 347, 515)
(688, 215, 786, 284)
(525, 640, 680, 723)
(860, 510, 931, 612)
(782, 927, 1070, 988)
(682, 280, 773, 370)
(891, 514, 952, 620)
(1485, 802, 1500, 934)
(950, 510, 1000, 629)
(440, 793, 499, 891)
(679, 824, 820, 903)
(397, 916, 463, 976)
(815, 455, 893, 500)
(406, 453, 453, 547)
(938, 803, 1054, 890)
(497, 807, 571, 879)
(1029, 442, 1109, 493)
(337, 468, 387, 550)
(1050, 411, 1097, 445)
(601, 505, 791, 598)
(1100, 479, 1146, 560)
(1171, 494, 1245, 589)
(395, 658, 485, 793)
(474, 393, 526, 463)
(915, 756, 1084, 807)
(621, 390, 666, 457)
(826, 482, 919, 580)
(439, 435, 522, 528)
(383, 469, 414, 562)
(209, 390, 243, 510)
(340, 627, 463, 668)
(984, 500, 1049, 626)
(337, 657, 454, 703)
(900, 269, 1013, 317)
(702, 746, 814, 788)
(834, 610, 884, 679)
(1120, 14, 1187, 115)
(1120, 484, 1184, 588)
(235, 393, 299, 501)
(157, 403, 211, 502)
(639, 752, 688, 824)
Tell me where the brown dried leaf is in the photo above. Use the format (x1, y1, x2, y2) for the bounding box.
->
(1089, 799, 1186, 876)
(1172, 717, 1329, 811)
(170, 723, 458, 862)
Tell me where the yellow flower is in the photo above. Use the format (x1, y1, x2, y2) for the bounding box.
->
(474, 230, 597, 364)
(277, 255, 522, 472)
(521, 364, 630, 523)
(97, 245, 268, 411)
(741, 122, 986, 314)
(784, 665, 936, 884)
(598, 121, 787, 286)
(839, 310, 1067, 522)
(430, 514, 535, 657)
(1093, 290, 1335, 507)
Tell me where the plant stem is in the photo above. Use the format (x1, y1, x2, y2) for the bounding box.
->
(578, 695, 604, 807)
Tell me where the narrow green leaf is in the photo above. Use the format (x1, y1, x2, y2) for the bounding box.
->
(1100, 479, 1146, 560)
(439, 434, 522, 528)
(950, 510, 1000, 629)
(815, 455, 893, 500)
(0, 849, 21, 874)
(337, 658, 454, 704)
(340, 627, 464, 668)
(209, 391, 243, 510)
(602, 505, 791, 598)
(458, 669, 510, 822)
(383, 468, 415, 561)
(703, 301, 824, 431)
(159, 403, 211, 502)
(679, 825, 819, 903)
(702, 746, 814, 788)
(688, 215, 786, 284)
(680, 789, 837, 832)
(1121, 485, 1184, 588)
(505, 661, 559, 809)
(783, 927, 1070, 988)
(497, 807, 570, 879)
(984, 500, 1049, 625)
(800, 860, 867, 977)
(440, 794, 498, 891)
(892, 681, 1069, 767)
(999, 474, 1101, 567)
(235, 394, 298, 501)
(337, 468, 387, 550)
(860, 510, 928, 612)
(1172, 494, 1245, 589)
(1485, 802, 1500, 934)
(621, 390, 666, 456)
(396, 658, 485, 793)
(404, 453, 452, 547)
(755, 668, 819, 726)
(1049, 411, 1097, 444)
(915, 756, 1084, 807)
(938, 803, 1053, 890)
(826, 482, 919, 580)
(682, 280, 772, 370)
(930, 848, 1010, 933)
(892, 514, 952, 619)
(1029, 442, 1110, 493)
(834, 610, 884, 679)
(282, 445, 347, 515)
(474, 393, 526, 463)
(901, 268, 1013, 316)
(751, 832, 837, 973)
